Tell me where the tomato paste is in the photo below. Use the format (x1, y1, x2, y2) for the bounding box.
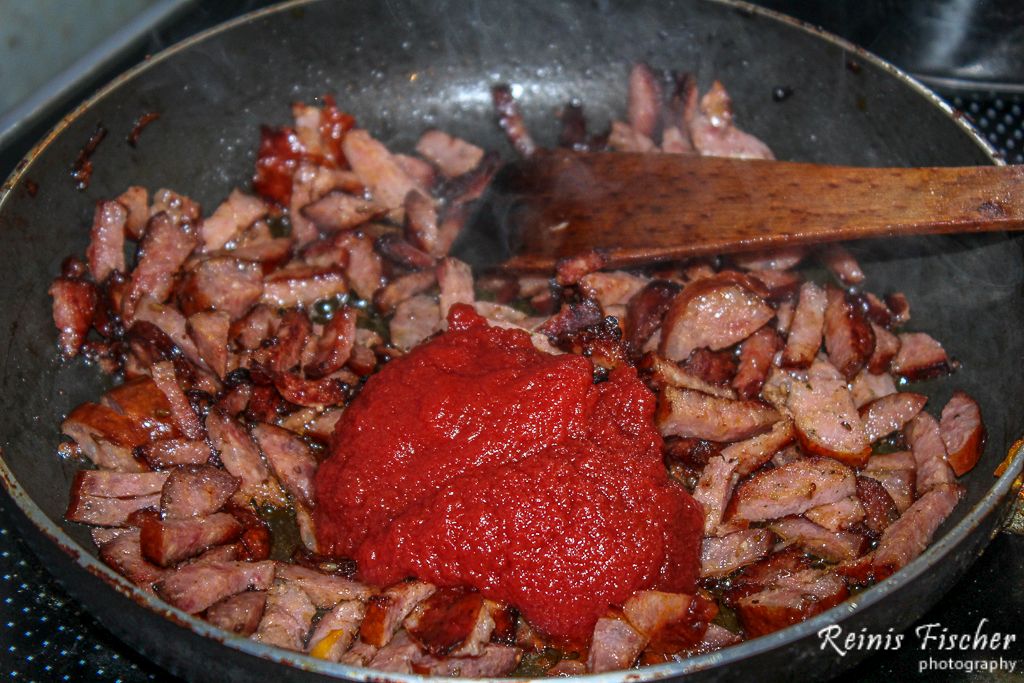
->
(314, 304, 702, 641)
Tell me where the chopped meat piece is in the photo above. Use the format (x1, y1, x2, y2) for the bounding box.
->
(394, 154, 435, 192)
(138, 438, 211, 468)
(555, 249, 608, 287)
(700, 529, 773, 578)
(154, 560, 275, 614)
(340, 640, 379, 667)
(150, 361, 204, 440)
(177, 256, 263, 320)
(856, 476, 899, 535)
(720, 418, 795, 477)
(871, 483, 963, 577)
(642, 353, 735, 399)
(390, 295, 441, 350)
(273, 371, 351, 409)
(823, 287, 875, 380)
(140, 512, 242, 566)
(205, 591, 267, 637)
(416, 129, 485, 179)
(261, 264, 347, 309)
(343, 129, 419, 209)
(735, 569, 847, 637)
(437, 257, 475, 320)
(117, 186, 149, 239)
(374, 269, 436, 315)
(905, 413, 956, 495)
(406, 588, 494, 657)
(260, 308, 311, 374)
(850, 370, 898, 409)
(660, 277, 773, 361)
(891, 332, 951, 381)
(804, 496, 866, 532)
(579, 271, 648, 309)
(304, 306, 356, 378)
(223, 236, 292, 266)
(818, 244, 865, 285)
(940, 391, 986, 476)
(627, 62, 662, 138)
(124, 212, 200, 319)
(254, 583, 317, 651)
(98, 529, 165, 590)
(660, 125, 693, 154)
(781, 282, 826, 369)
(867, 322, 900, 373)
(73, 470, 169, 498)
(414, 645, 522, 677)
(624, 280, 680, 352)
(307, 600, 366, 660)
(200, 189, 268, 251)
(367, 630, 424, 674)
(132, 297, 203, 367)
(732, 246, 806, 272)
(621, 590, 691, 642)
(686, 81, 774, 160)
(101, 377, 178, 442)
(87, 200, 127, 282)
(232, 304, 276, 350)
(66, 490, 160, 526)
(860, 392, 927, 443)
(49, 277, 97, 359)
(492, 84, 536, 157)
(397, 190, 441, 259)
(300, 190, 384, 232)
(732, 326, 781, 399)
(376, 231, 435, 270)
(608, 120, 657, 152)
(205, 409, 286, 507)
(886, 292, 911, 325)
(537, 298, 604, 342)
(768, 517, 866, 562)
(62, 403, 149, 470)
(150, 188, 201, 228)
(251, 423, 317, 507)
(186, 311, 230, 378)
(276, 561, 376, 610)
(360, 580, 437, 648)
(787, 372, 871, 467)
(288, 162, 332, 245)
(658, 386, 780, 442)
(692, 455, 738, 536)
(859, 292, 894, 328)
(587, 615, 645, 673)
(730, 457, 856, 522)
(160, 465, 239, 519)
(861, 451, 917, 513)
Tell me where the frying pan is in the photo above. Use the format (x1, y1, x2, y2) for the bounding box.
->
(1, 1, 1022, 681)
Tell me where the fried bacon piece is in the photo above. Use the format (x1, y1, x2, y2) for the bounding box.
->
(729, 457, 856, 523)
(101, 376, 178, 442)
(66, 488, 160, 526)
(406, 587, 494, 657)
(200, 189, 268, 251)
(642, 353, 735, 399)
(700, 529, 773, 578)
(98, 529, 165, 590)
(608, 120, 656, 153)
(261, 264, 347, 309)
(205, 409, 286, 507)
(304, 306, 356, 379)
(178, 257, 263, 320)
(804, 495, 866, 532)
(186, 311, 230, 378)
(374, 269, 436, 315)
(160, 465, 239, 519)
(940, 391, 985, 476)
(823, 286, 875, 380)
(855, 476, 899, 535)
(343, 129, 419, 210)
(437, 257, 475, 320)
(301, 190, 384, 232)
(124, 212, 200, 319)
(732, 326, 781, 399)
(867, 322, 900, 374)
(781, 282, 826, 369)
(49, 277, 97, 359)
(276, 564, 373, 608)
(155, 560, 275, 614)
(140, 512, 242, 567)
(62, 402, 149, 471)
(859, 392, 927, 443)
(686, 81, 774, 160)
(117, 186, 149, 239)
(150, 361, 204, 440)
(87, 200, 127, 282)
(416, 129, 485, 179)
(579, 271, 648, 309)
(861, 451, 917, 513)
(692, 455, 738, 536)
(205, 591, 267, 637)
(390, 295, 441, 351)
(555, 249, 608, 287)
(251, 423, 317, 507)
(850, 369, 897, 409)
(658, 386, 780, 442)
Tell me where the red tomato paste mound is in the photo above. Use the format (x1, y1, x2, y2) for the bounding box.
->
(314, 304, 703, 641)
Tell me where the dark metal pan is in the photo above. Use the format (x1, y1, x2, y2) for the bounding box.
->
(1, 1, 1022, 681)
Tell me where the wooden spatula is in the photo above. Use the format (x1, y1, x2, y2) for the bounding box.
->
(452, 150, 1024, 271)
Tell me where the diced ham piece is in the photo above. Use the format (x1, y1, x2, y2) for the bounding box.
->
(275, 563, 374, 608)
(416, 129, 485, 179)
(343, 129, 419, 209)
(657, 386, 780, 442)
(205, 410, 286, 507)
(132, 297, 203, 367)
(360, 580, 437, 648)
(856, 476, 900, 535)
(804, 496, 866, 532)
(905, 413, 956, 495)
(117, 186, 149, 239)
(200, 189, 268, 251)
(140, 512, 242, 567)
(700, 529, 773, 578)
(732, 326, 781, 399)
(251, 423, 317, 507)
(49, 277, 97, 359)
(307, 600, 366, 660)
(390, 295, 441, 351)
(61, 403, 148, 471)
(437, 257, 475, 320)
(492, 85, 536, 157)
(177, 257, 263, 320)
(659, 278, 774, 362)
(301, 190, 384, 233)
(261, 264, 347, 309)
(138, 438, 210, 469)
(73, 471, 169, 498)
(160, 465, 239, 519)
(692, 455, 738, 536)
(730, 457, 856, 522)
(187, 311, 230, 378)
(850, 370, 898, 409)
(861, 451, 917, 513)
(720, 419, 795, 477)
(124, 212, 200, 319)
(620, 590, 692, 639)
(871, 484, 963, 577)
(781, 282, 826, 369)
(860, 392, 928, 443)
(205, 591, 267, 637)
(768, 517, 866, 562)
(155, 560, 275, 614)
(940, 391, 986, 476)
(686, 81, 774, 160)
(891, 332, 951, 381)
(818, 244, 865, 285)
(87, 200, 127, 282)
(735, 569, 848, 637)
(627, 62, 662, 138)
(150, 361, 204, 440)
(868, 323, 900, 374)
(823, 287, 875, 380)
(374, 269, 436, 315)
(66, 490, 160, 527)
(150, 188, 201, 228)
(587, 615, 645, 673)
(787, 372, 871, 467)
(98, 529, 165, 590)
(254, 583, 317, 651)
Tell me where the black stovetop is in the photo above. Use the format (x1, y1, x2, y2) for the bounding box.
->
(1, 2, 1022, 681)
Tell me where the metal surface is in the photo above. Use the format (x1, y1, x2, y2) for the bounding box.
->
(1, 1, 1023, 681)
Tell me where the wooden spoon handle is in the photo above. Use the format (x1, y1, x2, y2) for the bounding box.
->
(500, 151, 1024, 270)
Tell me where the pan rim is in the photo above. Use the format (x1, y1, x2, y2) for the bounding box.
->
(0, 0, 1019, 680)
